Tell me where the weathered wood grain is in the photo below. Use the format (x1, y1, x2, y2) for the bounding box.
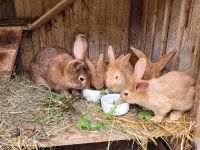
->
(128, 0, 143, 50)
(141, 0, 150, 52)
(152, 0, 166, 62)
(99, 0, 106, 56)
(144, 0, 158, 59)
(30, 0, 43, 17)
(121, 0, 131, 54)
(64, 8, 73, 52)
(0, 28, 22, 80)
(88, 0, 100, 59)
(165, 0, 182, 70)
(51, 15, 65, 47)
(159, 0, 172, 57)
(14, 0, 25, 17)
(0, 0, 16, 17)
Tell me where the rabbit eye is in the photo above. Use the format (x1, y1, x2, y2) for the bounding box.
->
(115, 76, 118, 79)
(79, 77, 85, 82)
(124, 92, 128, 96)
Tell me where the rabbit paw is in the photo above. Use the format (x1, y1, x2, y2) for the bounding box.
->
(169, 111, 183, 121)
(63, 90, 71, 99)
(72, 90, 80, 96)
(150, 116, 163, 123)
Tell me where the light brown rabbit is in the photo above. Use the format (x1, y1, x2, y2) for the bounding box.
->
(106, 46, 134, 93)
(130, 47, 177, 80)
(121, 58, 195, 122)
(30, 46, 90, 98)
(85, 53, 125, 90)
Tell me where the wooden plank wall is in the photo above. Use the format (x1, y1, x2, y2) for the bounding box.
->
(129, 0, 200, 78)
(12, 0, 131, 71)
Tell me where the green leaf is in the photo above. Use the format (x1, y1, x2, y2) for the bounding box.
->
(138, 111, 153, 120)
(95, 121, 105, 130)
(76, 118, 92, 130)
(76, 100, 119, 131)
(55, 93, 64, 102)
(100, 89, 106, 97)
(35, 115, 43, 124)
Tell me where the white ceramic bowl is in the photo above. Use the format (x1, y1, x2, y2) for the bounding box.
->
(101, 94, 130, 116)
(82, 89, 110, 102)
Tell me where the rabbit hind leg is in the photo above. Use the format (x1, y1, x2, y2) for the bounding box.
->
(31, 74, 51, 90)
(169, 111, 183, 121)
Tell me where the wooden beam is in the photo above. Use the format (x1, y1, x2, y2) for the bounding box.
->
(28, 0, 74, 30)
(37, 131, 130, 148)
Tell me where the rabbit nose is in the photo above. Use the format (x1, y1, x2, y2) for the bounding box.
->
(124, 92, 128, 96)
(80, 77, 84, 81)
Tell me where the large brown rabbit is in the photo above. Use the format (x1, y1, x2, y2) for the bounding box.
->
(121, 58, 195, 122)
(29, 46, 90, 98)
(130, 47, 177, 80)
(106, 46, 134, 93)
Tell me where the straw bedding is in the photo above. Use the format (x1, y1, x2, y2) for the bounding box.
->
(0, 74, 195, 149)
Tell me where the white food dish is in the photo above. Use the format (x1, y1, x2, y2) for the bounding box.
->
(101, 94, 130, 116)
(82, 88, 110, 102)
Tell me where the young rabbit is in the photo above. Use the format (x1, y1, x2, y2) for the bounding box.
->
(73, 34, 88, 60)
(106, 46, 134, 93)
(85, 53, 106, 90)
(121, 58, 195, 122)
(130, 47, 177, 79)
(30, 46, 90, 98)
(85, 53, 126, 90)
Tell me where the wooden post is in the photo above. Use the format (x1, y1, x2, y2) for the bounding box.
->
(28, 0, 74, 30)
(172, 0, 188, 70)
(159, 0, 172, 57)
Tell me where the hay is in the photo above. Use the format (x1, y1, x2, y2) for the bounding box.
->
(0, 74, 195, 149)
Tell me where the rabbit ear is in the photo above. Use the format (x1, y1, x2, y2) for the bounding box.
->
(67, 59, 84, 74)
(134, 58, 146, 81)
(130, 47, 147, 59)
(135, 82, 149, 90)
(157, 50, 177, 71)
(97, 53, 104, 72)
(85, 57, 95, 72)
(116, 53, 131, 67)
(73, 34, 88, 60)
(108, 46, 115, 64)
(116, 54, 125, 62)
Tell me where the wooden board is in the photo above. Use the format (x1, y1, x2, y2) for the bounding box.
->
(0, 27, 22, 80)
(38, 131, 130, 148)
(0, 49, 17, 79)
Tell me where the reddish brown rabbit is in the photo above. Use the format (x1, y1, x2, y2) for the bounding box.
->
(121, 58, 195, 122)
(85, 53, 106, 90)
(106, 46, 134, 93)
(30, 46, 90, 98)
(130, 47, 177, 79)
